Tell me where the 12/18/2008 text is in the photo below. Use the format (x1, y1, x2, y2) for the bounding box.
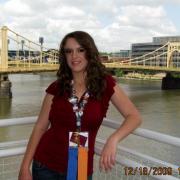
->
(124, 166, 173, 176)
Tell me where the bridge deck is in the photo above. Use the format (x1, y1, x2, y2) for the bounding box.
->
(1, 63, 180, 74)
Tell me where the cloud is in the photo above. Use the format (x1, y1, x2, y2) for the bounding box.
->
(0, 0, 179, 52)
(2, 0, 32, 16)
(118, 0, 180, 6)
(116, 5, 177, 34)
(93, 5, 177, 51)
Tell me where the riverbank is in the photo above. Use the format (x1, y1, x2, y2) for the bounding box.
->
(115, 72, 166, 80)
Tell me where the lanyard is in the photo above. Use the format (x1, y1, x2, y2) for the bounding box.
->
(68, 80, 90, 132)
(67, 80, 89, 180)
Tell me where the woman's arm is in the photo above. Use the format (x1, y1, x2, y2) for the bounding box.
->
(19, 93, 53, 180)
(99, 84, 142, 172)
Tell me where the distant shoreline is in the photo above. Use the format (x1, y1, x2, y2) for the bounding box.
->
(113, 72, 166, 81)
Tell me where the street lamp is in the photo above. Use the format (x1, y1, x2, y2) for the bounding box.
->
(21, 40, 25, 51)
(39, 37, 44, 46)
(7, 39, 10, 58)
(21, 40, 25, 58)
(39, 37, 44, 65)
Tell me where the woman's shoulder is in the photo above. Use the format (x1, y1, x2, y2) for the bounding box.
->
(103, 74, 117, 99)
(45, 80, 59, 96)
(105, 74, 116, 86)
(104, 74, 116, 90)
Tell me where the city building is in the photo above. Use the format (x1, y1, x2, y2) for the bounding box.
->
(131, 36, 180, 58)
(111, 50, 131, 58)
(108, 50, 131, 62)
(131, 36, 180, 67)
(8, 50, 39, 59)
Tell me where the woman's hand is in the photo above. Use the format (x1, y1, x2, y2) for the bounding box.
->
(18, 168, 32, 180)
(99, 134, 118, 172)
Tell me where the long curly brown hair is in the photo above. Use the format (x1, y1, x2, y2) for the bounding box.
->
(57, 31, 109, 100)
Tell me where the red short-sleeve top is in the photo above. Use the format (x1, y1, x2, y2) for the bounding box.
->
(33, 75, 116, 175)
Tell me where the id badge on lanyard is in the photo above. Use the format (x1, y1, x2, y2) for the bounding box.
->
(67, 132, 89, 180)
(69, 131, 88, 148)
(67, 85, 90, 180)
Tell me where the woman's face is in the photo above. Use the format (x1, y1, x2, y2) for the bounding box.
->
(64, 38, 88, 74)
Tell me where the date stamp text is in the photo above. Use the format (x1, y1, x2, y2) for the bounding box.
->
(124, 166, 180, 176)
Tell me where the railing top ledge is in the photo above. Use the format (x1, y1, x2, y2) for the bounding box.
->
(0, 116, 180, 148)
(0, 116, 36, 127)
(103, 118, 180, 148)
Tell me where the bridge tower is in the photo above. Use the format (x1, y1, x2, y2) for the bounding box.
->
(167, 42, 180, 68)
(0, 26, 8, 69)
(162, 42, 180, 89)
(0, 26, 12, 98)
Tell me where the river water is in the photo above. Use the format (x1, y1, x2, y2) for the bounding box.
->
(0, 72, 179, 167)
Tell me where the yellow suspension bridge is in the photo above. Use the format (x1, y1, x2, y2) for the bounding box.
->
(0, 26, 59, 73)
(0, 26, 180, 73)
(0, 26, 180, 98)
(105, 41, 180, 73)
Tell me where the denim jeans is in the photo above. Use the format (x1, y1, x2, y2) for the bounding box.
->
(32, 160, 92, 180)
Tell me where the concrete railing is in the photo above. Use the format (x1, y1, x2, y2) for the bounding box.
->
(0, 116, 180, 180)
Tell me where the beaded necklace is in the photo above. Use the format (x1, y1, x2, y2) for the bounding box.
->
(68, 80, 90, 132)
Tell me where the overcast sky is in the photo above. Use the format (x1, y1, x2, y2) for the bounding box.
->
(0, 0, 180, 52)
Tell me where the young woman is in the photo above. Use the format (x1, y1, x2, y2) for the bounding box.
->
(19, 31, 142, 180)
